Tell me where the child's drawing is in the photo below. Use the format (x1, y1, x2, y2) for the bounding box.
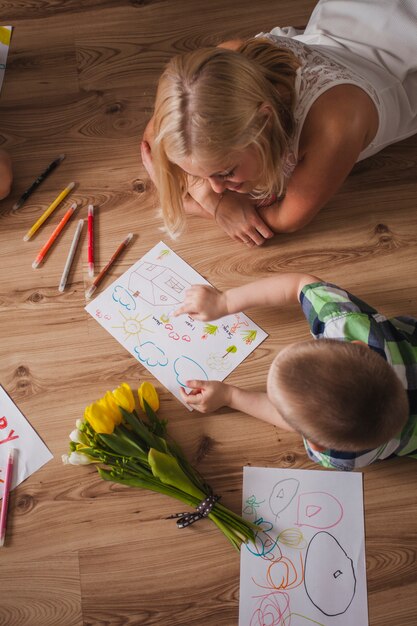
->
(304, 532, 356, 617)
(296, 492, 343, 529)
(201, 323, 219, 339)
(86, 242, 267, 407)
(206, 349, 237, 372)
(240, 467, 368, 626)
(0, 385, 52, 496)
(112, 285, 137, 311)
(174, 356, 208, 388)
(112, 311, 153, 342)
(269, 478, 300, 520)
(134, 342, 168, 367)
(128, 261, 191, 306)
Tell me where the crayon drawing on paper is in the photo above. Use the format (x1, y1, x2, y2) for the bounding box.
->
(85, 242, 268, 406)
(239, 467, 368, 626)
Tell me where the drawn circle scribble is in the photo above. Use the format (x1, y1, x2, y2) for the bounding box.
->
(250, 591, 290, 626)
(304, 532, 356, 616)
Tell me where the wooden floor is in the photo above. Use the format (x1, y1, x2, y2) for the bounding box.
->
(0, 1, 416, 625)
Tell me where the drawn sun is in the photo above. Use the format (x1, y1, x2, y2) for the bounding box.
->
(112, 311, 153, 342)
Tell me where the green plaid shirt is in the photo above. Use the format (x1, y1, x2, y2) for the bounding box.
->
(299, 282, 417, 470)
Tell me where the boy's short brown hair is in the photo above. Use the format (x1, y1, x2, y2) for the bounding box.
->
(268, 339, 409, 451)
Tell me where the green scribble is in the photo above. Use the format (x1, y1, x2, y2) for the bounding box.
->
(241, 329, 257, 345)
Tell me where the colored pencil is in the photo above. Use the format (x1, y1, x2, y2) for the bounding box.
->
(85, 233, 133, 300)
(12, 154, 65, 211)
(23, 181, 75, 241)
(87, 204, 94, 278)
(58, 218, 84, 292)
(32, 202, 78, 269)
(0, 448, 15, 547)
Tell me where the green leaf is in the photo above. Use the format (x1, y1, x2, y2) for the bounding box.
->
(143, 399, 167, 437)
(98, 431, 147, 459)
(120, 407, 169, 454)
(148, 448, 205, 500)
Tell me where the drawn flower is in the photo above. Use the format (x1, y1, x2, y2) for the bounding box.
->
(64, 381, 257, 551)
(241, 329, 257, 345)
(138, 381, 160, 413)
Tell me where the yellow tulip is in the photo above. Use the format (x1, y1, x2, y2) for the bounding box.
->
(84, 392, 122, 434)
(102, 391, 123, 425)
(138, 381, 159, 413)
(112, 382, 135, 413)
(84, 401, 115, 434)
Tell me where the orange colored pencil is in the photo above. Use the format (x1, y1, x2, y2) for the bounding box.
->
(32, 202, 78, 269)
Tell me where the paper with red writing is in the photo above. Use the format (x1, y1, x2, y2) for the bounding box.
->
(0, 385, 53, 497)
(85, 241, 268, 407)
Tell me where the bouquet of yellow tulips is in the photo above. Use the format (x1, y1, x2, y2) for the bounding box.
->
(63, 382, 257, 550)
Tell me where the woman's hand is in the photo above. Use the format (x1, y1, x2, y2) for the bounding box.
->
(174, 285, 227, 321)
(214, 192, 274, 246)
(180, 380, 232, 413)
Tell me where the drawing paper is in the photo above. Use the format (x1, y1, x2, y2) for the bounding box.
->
(0, 385, 53, 497)
(240, 466, 368, 626)
(0, 26, 12, 94)
(86, 242, 268, 407)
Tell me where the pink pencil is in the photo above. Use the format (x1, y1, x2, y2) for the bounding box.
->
(87, 204, 94, 278)
(0, 448, 15, 547)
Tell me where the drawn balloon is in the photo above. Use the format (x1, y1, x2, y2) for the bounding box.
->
(304, 531, 356, 616)
(269, 478, 300, 519)
(173, 356, 208, 388)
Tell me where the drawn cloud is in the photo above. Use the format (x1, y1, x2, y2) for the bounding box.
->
(112, 285, 136, 311)
(173, 356, 208, 388)
(134, 342, 168, 367)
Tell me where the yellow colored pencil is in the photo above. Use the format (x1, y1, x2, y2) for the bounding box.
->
(23, 181, 75, 241)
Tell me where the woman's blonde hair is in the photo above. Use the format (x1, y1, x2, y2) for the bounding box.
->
(268, 340, 409, 451)
(151, 39, 300, 236)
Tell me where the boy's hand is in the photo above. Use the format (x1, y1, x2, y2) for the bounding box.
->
(179, 380, 231, 413)
(174, 285, 228, 321)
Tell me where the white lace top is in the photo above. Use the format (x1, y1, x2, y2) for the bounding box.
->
(256, 33, 382, 177)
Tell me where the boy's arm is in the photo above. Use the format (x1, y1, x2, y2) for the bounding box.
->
(181, 380, 294, 431)
(174, 272, 320, 321)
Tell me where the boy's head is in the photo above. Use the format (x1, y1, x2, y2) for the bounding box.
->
(267, 339, 409, 452)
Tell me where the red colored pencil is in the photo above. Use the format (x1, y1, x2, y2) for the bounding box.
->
(0, 448, 15, 547)
(85, 233, 133, 300)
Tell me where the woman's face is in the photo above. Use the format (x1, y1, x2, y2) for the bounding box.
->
(173, 145, 262, 194)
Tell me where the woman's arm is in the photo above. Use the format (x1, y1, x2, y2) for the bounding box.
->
(259, 85, 376, 232)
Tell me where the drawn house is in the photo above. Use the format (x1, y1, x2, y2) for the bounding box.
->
(127, 262, 191, 306)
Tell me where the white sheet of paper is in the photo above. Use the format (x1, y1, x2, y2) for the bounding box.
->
(240, 466, 368, 626)
(0, 26, 12, 94)
(86, 241, 268, 406)
(0, 385, 53, 497)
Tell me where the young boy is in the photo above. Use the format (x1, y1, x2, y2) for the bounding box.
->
(174, 273, 417, 470)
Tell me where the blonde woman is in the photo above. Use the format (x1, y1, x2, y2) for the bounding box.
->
(142, 0, 417, 246)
